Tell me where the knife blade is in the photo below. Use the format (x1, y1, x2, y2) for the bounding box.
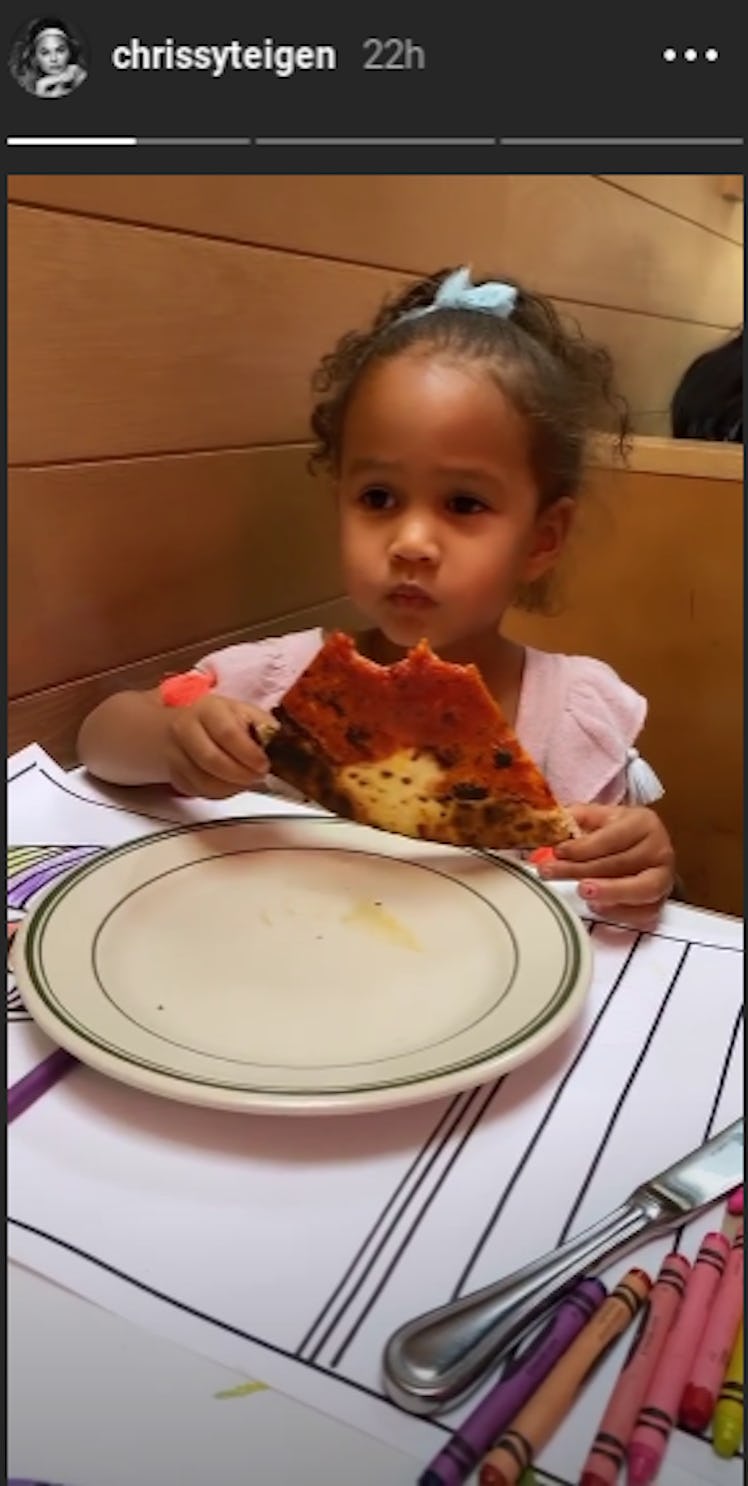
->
(382, 1118, 743, 1413)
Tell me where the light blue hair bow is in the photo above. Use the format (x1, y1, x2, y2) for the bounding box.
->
(402, 266, 517, 322)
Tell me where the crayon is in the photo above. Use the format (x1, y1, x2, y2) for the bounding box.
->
(159, 671, 214, 706)
(7, 1047, 75, 1122)
(727, 1188, 744, 1216)
(627, 1231, 730, 1486)
(579, 1252, 690, 1486)
(712, 1319, 744, 1459)
(680, 1228, 743, 1431)
(418, 1279, 606, 1486)
(478, 1268, 651, 1486)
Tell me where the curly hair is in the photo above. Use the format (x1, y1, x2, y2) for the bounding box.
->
(311, 268, 628, 501)
(12, 17, 83, 93)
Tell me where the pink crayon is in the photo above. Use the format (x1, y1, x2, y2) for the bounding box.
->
(680, 1228, 744, 1432)
(727, 1188, 744, 1216)
(580, 1252, 690, 1486)
(627, 1232, 730, 1486)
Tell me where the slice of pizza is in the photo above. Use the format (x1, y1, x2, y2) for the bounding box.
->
(259, 632, 577, 850)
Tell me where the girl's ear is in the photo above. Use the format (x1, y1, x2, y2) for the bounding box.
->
(521, 496, 575, 582)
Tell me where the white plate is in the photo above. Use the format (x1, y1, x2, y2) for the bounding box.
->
(11, 816, 592, 1115)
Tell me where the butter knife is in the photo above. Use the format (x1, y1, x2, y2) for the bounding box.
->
(382, 1118, 743, 1412)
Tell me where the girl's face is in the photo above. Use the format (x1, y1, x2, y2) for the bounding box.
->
(337, 352, 572, 656)
(35, 33, 70, 74)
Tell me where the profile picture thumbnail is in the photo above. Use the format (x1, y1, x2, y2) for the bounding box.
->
(8, 15, 88, 98)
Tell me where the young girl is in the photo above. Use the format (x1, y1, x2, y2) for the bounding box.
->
(78, 267, 675, 926)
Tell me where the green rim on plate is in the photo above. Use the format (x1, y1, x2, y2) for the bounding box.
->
(12, 815, 592, 1115)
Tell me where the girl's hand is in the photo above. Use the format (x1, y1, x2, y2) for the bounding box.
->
(536, 803, 676, 928)
(165, 694, 274, 799)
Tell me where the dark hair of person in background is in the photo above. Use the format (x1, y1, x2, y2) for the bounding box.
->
(670, 330, 743, 443)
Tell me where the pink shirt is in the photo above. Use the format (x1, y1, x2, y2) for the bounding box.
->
(196, 628, 648, 805)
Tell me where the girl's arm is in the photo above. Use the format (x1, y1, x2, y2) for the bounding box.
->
(78, 686, 273, 797)
(77, 689, 175, 786)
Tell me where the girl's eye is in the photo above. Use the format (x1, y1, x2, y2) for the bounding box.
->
(358, 486, 395, 511)
(448, 493, 489, 515)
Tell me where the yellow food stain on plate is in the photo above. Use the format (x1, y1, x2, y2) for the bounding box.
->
(342, 900, 422, 951)
(214, 1380, 269, 1399)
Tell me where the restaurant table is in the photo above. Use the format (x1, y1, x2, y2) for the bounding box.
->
(8, 750, 744, 1486)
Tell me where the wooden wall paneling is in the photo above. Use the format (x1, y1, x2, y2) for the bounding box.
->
(8, 176, 743, 325)
(7, 596, 360, 769)
(599, 176, 743, 243)
(8, 205, 736, 464)
(671, 831, 743, 922)
(589, 436, 743, 479)
(9, 448, 343, 694)
(7, 205, 393, 463)
(630, 412, 671, 437)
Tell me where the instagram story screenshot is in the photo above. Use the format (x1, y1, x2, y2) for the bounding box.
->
(4, 6, 745, 1486)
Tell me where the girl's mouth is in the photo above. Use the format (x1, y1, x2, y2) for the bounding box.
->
(386, 585, 437, 610)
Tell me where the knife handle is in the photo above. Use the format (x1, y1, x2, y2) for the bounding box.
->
(382, 1199, 655, 1412)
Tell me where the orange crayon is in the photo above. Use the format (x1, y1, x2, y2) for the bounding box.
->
(478, 1269, 651, 1486)
(580, 1252, 690, 1486)
(159, 670, 215, 706)
(627, 1231, 730, 1486)
(680, 1228, 744, 1432)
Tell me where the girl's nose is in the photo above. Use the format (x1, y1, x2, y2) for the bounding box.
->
(389, 516, 440, 565)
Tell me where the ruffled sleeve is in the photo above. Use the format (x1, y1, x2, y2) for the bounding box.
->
(194, 628, 324, 711)
(518, 649, 660, 805)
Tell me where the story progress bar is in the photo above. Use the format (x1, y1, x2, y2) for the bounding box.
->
(6, 135, 744, 146)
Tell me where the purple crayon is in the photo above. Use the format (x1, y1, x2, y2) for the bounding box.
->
(8, 1048, 75, 1123)
(418, 1278, 607, 1486)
